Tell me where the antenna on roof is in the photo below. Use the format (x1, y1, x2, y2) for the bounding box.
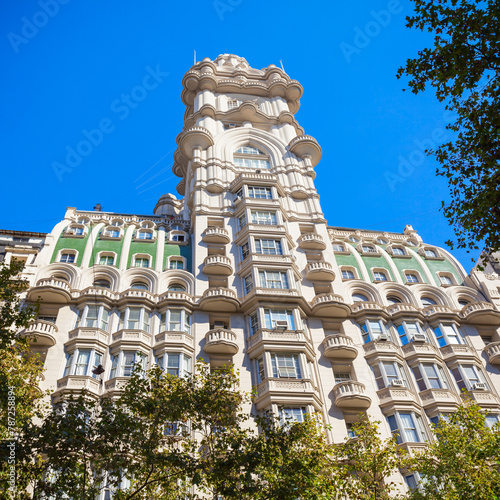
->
(194, 50, 196, 64)
(280, 59, 285, 72)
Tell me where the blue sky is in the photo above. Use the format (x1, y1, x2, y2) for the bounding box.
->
(0, 0, 478, 271)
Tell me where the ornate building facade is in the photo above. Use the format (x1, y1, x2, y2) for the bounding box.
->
(19, 54, 500, 493)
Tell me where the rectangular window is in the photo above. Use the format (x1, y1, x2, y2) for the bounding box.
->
(127, 308, 141, 330)
(334, 372, 351, 384)
(237, 214, 247, 230)
(259, 270, 289, 289)
(256, 357, 265, 384)
(251, 210, 277, 225)
(387, 412, 426, 444)
(158, 353, 191, 377)
(264, 309, 295, 330)
(333, 243, 345, 252)
(255, 239, 282, 255)
(74, 350, 91, 376)
(279, 407, 306, 425)
(249, 312, 259, 335)
(160, 309, 190, 333)
(433, 323, 463, 347)
(63, 352, 74, 377)
(60, 253, 75, 263)
(92, 352, 103, 379)
(452, 364, 487, 390)
(99, 255, 114, 265)
(248, 186, 272, 199)
(243, 274, 253, 294)
(271, 354, 301, 379)
(85, 306, 99, 328)
(241, 242, 250, 260)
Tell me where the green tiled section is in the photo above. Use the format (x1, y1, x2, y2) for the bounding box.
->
(163, 243, 192, 272)
(360, 254, 396, 281)
(334, 252, 362, 279)
(51, 232, 90, 266)
(89, 237, 124, 266)
(127, 240, 158, 269)
(391, 255, 429, 284)
(424, 257, 463, 285)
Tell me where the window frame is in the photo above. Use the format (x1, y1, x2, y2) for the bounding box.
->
(63, 347, 103, 379)
(119, 306, 151, 332)
(159, 309, 191, 334)
(411, 362, 449, 391)
(433, 322, 464, 347)
(155, 352, 192, 377)
(109, 350, 146, 379)
(359, 319, 390, 343)
(371, 360, 408, 389)
(387, 411, 427, 444)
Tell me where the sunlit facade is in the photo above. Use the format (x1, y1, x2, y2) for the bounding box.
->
(19, 54, 500, 494)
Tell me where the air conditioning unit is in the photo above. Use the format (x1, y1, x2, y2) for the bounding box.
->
(412, 334, 427, 343)
(473, 382, 487, 390)
(274, 321, 288, 330)
(377, 334, 388, 341)
(391, 379, 404, 387)
(214, 321, 226, 329)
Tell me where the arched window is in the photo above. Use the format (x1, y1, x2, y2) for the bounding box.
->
(93, 279, 111, 289)
(352, 293, 369, 302)
(233, 146, 270, 169)
(137, 230, 153, 240)
(458, 298, 470, 306)
(131, 281, 149, 290)
(387, 295, 402, 304)
(168, 283, 186, 292)
(421, 296, 437, 306)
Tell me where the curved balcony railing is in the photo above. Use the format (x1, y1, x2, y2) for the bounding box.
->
(28, 278, 71, 303)
(298, 233, 326, 250)
(323, 335, 358, 360)
(485, 341, 500, 366)
(305, 262, 335, 282)
(202, 255, 233, 276)
(204, 329, 238, 355)
(199, 287, 239, 312)
(201, 226, 230, 244)
(22, 320, 57, 346)
(333, 381, 371, 409)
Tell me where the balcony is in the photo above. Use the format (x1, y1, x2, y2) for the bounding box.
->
(402, 342, 441, 362)
(157, 290, 194, 305)
(351, 301, 388, 319)
(419, 388, 461, 412)
(333, 381, 371, 410)
(104, 376, 130, 396)
(199, 287, 239, 312)
(322, 335, 358, 360)
(22, 320, 57, 346)
(155, 330, 194, 350)
(118, 289, 155, 305)
(421, 305, 459, 321)
(376, 386, 419, 410)
(110, 329, 152, 350)
(254, 378, 320, 411)
(439, 343, 478, 362)
(460, 301, 500, 326)
(288, 135, 322, 166)
(247, 329, 309, 358)
(363, 340, 404, 362)
(202, 255, 233, 276)
(201, 226, 230, 244)
(66, 327, 109, 349)
(386, 303, 422, 321)
(484, 341, 500, 366)
(305, 262, 335, 282)
(54, 375, 101, 398)
(204, 329, 238, 355)
(310, 293, 351, 318)
(298, 233, 326, 250)
(27, 278, 71, 304)
(465, 390, 500, 409)
(73, 286, 116, 304)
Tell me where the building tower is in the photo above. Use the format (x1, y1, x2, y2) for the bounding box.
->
(22, 54, 500, 494)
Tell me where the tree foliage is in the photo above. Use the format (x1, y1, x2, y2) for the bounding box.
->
(0, 260, 39, 349)
(331, 417, 406, 500)
(406, 400, 500, 500)
(3, 363, 251, 499)
(397, 0, 500, 255)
